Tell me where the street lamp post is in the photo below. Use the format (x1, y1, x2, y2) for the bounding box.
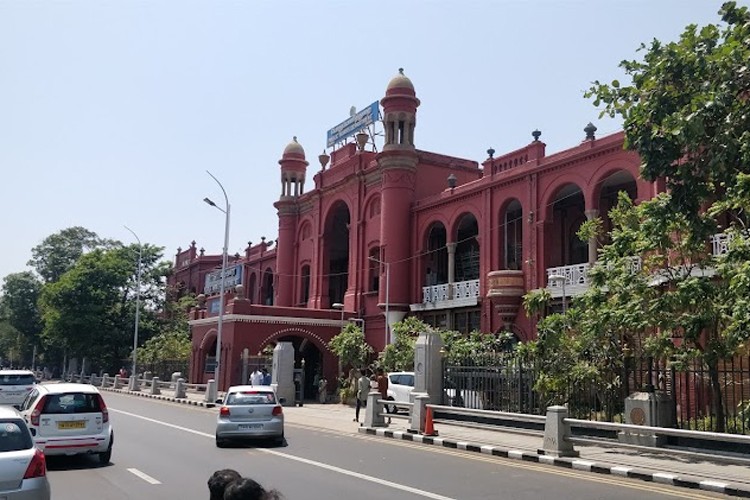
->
(547, 273, 567, 314)
(124, 226, 142, 380)
(332, 303, 345, 376)
(204, 170, 231, 389)
(369, 256, 390, 346)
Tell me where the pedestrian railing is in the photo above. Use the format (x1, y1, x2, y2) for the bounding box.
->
(62, 372, 217, 403)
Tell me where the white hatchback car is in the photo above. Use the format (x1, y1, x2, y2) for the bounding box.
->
(387, 372, 415, 413)
(215, 385, 284, 447)
(18, 384, 113, 464)
(0, 406, 51, 499)
(0, 370, 37, 407)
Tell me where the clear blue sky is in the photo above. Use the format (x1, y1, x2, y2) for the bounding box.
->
(0, 1, 731, 283)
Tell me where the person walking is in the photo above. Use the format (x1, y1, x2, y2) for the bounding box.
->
(354, 369, 370, 423)
(250, 367, 264, 385)
(376, 367, 391, 423)
(317, 375, 328, 404)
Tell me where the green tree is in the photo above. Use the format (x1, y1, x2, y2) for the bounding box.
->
(28, 226, 114, 283)
(136, 295, 196, 363)
(581, 2, 750, 431)
(39, 243, 170, 371)
(378, 316, 432, 371)
(328, 323, 373, 375)
(0, 272, 43, 364)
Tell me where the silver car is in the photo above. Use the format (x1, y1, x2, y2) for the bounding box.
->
(215, 385, 284, 447)
(0, 370, 37, 407)
(0, 406, 51, 500)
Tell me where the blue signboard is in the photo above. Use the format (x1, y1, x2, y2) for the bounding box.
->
(326, 101, 379, 148)
(204, 264, 242, 295)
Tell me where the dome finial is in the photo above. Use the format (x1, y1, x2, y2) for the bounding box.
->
(293, 136, 298, 142)
(398, 67, 404, 75)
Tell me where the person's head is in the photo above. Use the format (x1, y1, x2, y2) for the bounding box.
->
(377, 367, 384, 375)
(208, 469, 242, 500)
(223, 477, 281, 500)
(262, 368, 268, 374)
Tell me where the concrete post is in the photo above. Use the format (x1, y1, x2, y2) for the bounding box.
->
(150, 377, 161, 395)
(101, 374, 109, 388)
(175, 378, 187, 399)
(410, 393, 430, 434)
(541, 405, 579, 457)
(364, 391, 386, 428)
(129, 375, 140, 391)
(114, 375, 122, 389)
(413, 330, 444, 404)
(143, 371, 152, 382)
(272, 342, 295, 406)
(171, 372, 182, 388)
(205, 379, 217, 403)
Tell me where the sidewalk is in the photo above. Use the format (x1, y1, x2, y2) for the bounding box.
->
(100, 386, 750, 498)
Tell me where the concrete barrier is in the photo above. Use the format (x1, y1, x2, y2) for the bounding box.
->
(150, 377, 161, 395)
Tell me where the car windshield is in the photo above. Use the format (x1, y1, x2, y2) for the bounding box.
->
(226, 391, 276, 405)
(0, 420, 32, 452)
(0, 374, 35, 386)
(42, 393, 101, 414)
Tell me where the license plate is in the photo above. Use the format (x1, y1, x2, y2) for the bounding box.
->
(58, 420, 86, 429)
(238, 423, 263, 430)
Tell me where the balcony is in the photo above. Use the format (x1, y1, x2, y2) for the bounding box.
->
(546, 257, 642, 297)
(712, 233, 732, 256)
(413, 279, 481, 311)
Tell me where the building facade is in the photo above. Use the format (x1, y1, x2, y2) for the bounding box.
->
(171, 70, 659, 391)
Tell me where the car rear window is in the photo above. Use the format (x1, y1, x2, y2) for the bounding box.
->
(42, 393, 102, 414)
(0, 419, 33, 452)
(0, 374, 35, 386)
(226, 391, 276, 405)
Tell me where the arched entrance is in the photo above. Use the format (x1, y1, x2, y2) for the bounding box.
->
(324, 201, 351, 307)
(274, 334, 324, 402)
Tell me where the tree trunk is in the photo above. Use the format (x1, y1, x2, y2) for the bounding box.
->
(707, 359, 725, 433)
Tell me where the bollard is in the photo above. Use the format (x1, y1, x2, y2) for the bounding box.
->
(150, 377, 161, 395)
(171, 372, 182, 389)
(175, 378, 187, 399)
(364, 391, 386, 428)
(101, 374, 109, 388)
(410, 393, 430, 434)
(114, 375, 122, 389)
(205, 379, 217, 403)
(541, 405, 579, 457)
(129, 375, 140, 391)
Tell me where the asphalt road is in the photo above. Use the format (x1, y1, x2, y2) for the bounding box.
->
(45, 393, 725, 500)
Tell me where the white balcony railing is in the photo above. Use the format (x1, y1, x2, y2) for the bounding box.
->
(712, 233, 732, 256)
(422, 279, 480, 304)
(546, 263, 591, 290)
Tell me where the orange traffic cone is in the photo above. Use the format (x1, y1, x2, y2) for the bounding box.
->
(423, 406, 438, 436)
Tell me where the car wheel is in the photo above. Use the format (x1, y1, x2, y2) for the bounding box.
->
(99, 437, 113, 465)
(274, 433, 284, 446)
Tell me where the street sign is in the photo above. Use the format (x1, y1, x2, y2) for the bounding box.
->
(204, 264, 242, 294)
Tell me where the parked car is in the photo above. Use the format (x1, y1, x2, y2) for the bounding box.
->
(215, 385, 285, 447)
(0, 406, 51, 499)
(387, 372, 415, 413)
(18, 383, 113, 465)
(0, 370, 37, 407)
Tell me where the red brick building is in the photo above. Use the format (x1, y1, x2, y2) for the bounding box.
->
(170, 70, 659, 391)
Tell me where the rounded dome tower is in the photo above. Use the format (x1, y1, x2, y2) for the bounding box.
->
(380, 68, 420, 152)
(278, 136, 309, 199)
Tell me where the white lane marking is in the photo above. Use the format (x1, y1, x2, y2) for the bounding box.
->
(111, 408, 456, 500)
(259, 448, 456, 500)
(127, 468, 161, 485)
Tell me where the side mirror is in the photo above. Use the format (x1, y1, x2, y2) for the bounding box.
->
(215, 398, 223, 405)
(12, 404, 21, 410)
(278, 397, 286, 405)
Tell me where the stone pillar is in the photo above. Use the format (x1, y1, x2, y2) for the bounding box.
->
(205, 379, 217, 403)
(446, 242, 456, 299)
(413, 330, 444, 404)
(175, 378, 187, 399)
(364, 391, 386, 428)
(150, 377, 161, 395)
(129, 375, 140, 391)
(272, 342, 296, 406)
(541, 406, 578, 457)
(114, 375, 122, 389)
(585, 209, 599, 265)
(410, 393, 430, 434)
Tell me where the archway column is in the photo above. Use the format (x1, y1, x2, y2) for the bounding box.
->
(446, 242, 456, 299)
(585, 209, 599, 265)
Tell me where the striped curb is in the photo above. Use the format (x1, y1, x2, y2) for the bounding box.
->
(99, 386, 215, 408)
(359, 427, 750, 498)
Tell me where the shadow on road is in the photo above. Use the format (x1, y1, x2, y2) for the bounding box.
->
(46, 454, 114, 471)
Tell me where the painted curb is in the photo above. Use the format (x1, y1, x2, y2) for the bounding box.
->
(99, 386, 215, 408)
(359, 427, 750, 498)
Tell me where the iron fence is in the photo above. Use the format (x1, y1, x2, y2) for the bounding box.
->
(442, 354, 750, 434)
